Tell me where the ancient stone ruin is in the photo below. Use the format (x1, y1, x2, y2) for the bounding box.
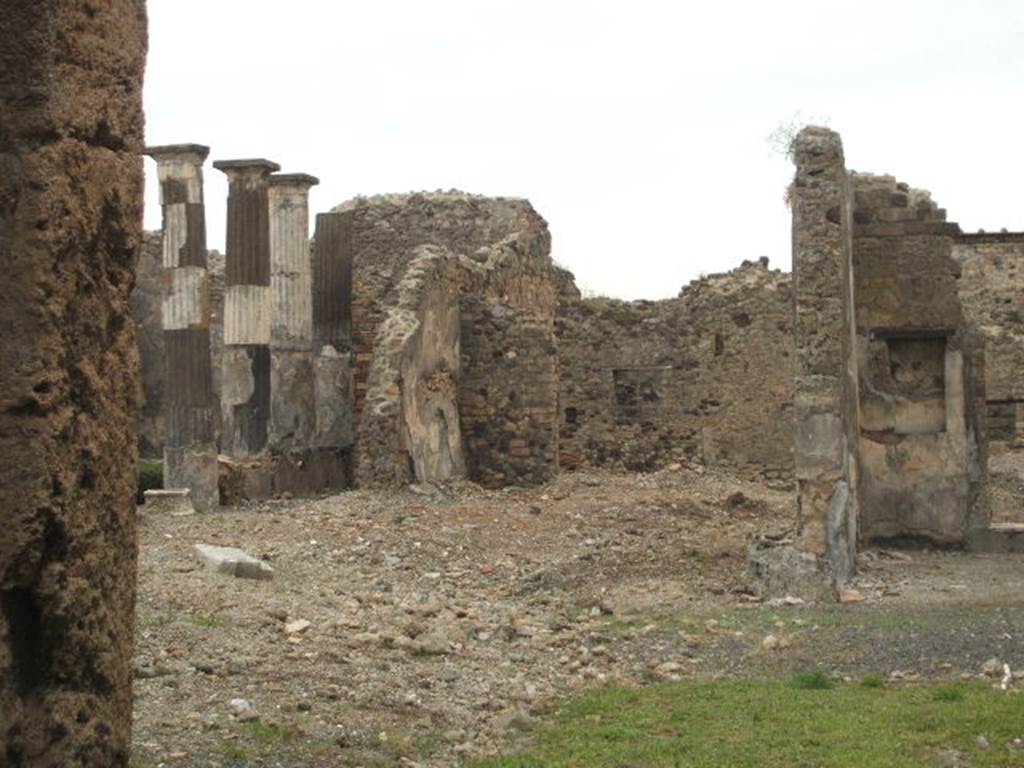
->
(135, 129, 1024, 590)
(1, 1, 147, 764)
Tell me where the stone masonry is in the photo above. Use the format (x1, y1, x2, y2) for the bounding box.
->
(954, 232, 1024, 447)
(788, 127, 859, 587)
(1, 1, 147, 764)
(556, 258, 795, 481)
(851, 172, 988, 544)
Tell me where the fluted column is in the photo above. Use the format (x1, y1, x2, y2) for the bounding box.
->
(213, 158, 279, 455)
(145, 144, 219, 511)
(268, 173, 318, 450)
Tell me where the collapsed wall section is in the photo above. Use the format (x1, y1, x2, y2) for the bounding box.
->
(556, 259, 795, 480)
(0, 1, 147, 764)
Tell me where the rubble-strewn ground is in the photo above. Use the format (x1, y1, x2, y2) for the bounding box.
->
(131, 465, 1024, 768)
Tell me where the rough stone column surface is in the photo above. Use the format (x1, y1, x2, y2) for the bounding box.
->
(0, 2, 147, 766)
(267, 173, 318, 451)
(214, 159, 279, 455)
(790, 126, 857, 580)
(145, 144, 218, 511)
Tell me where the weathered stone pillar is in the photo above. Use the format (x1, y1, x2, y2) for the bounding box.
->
(145, 144, 219, 511)
(791, 126, 859, 585)
(213, 159, 280, 456)
(312, 212, 355, 450)
(1, 1, 147, 764)
(268, 174, 318, 451)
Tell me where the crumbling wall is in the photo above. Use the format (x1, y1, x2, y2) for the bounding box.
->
(556, 259, 795, 480)
(132, 232, 165, 457)
(954, 233, 1024, 446)
(335, 192, 545, 419)
(0, 1, 147, 764)
(355, 247, 465, 486)
(338, 192, 559, 488)
(851, 174, 988, 543)
(458, 231, 562, 487)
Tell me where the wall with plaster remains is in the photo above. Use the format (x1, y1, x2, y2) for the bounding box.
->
(340, 193, 561, 488)
(851, 173, 988, 543)
(355, 247, 465, 486)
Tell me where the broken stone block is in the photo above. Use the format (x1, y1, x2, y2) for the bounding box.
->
(143, 489, 196, 517)
(193, 544, 274, 580)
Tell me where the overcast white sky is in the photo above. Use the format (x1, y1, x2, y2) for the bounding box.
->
(143, 0, 1024, 299)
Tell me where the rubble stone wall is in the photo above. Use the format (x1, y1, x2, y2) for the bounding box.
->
(789, 127, 858, 585)
(338, 193, 559, 488)
(335, 193, 545, 420)
(954, 233, 1024, 445)
(556, 259, 795, 481)
(0, 1, 147, 764)
(458, 231, 562, 487)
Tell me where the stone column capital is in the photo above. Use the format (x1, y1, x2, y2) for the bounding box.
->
(270, 173, 320, 192)
(213, 158, 281, 186)
(145, 143, 211, 166)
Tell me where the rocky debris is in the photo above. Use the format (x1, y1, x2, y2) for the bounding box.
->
(193, 544, 274, 580)
(838, 587, 866, 604)
(131, 466, 1024, 766)
(285, 619, 312, 635)
(228, 698, 258, 722)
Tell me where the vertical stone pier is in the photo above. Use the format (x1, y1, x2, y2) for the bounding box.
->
(213, 159, 280, 456)
(268, 174, 318, 452)
(145, 145, 219, 511)
(1, 1, 147, 764)
(791, 126, 859, 585)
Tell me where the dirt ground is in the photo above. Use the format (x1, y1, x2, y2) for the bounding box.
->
(131, 464, 1024, 768)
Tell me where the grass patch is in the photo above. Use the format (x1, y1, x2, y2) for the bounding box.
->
(860, 673, 886, 689)
(242, 720, 300, 745)
(472, 680, 1024, 767)
(789, 670, 835, 690)
(934, 684, 967, 703)
(189, 612, 222, 628)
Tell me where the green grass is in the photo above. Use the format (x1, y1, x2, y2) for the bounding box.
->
(789, 670, 835, 690)
(242, 719, 300, 745)
(860, 673, 886, 689)
(137, 459, 163, 504)
(472, 680, 1024, 768)
(189, 612, 222, 628)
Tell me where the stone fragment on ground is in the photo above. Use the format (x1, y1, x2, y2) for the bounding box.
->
(838, 587, 865, 604)
(193, 544, 274, 580)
